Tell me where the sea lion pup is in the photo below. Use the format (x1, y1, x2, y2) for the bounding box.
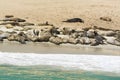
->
(63, 18, 84, 23)
(91, 31, 106, 46)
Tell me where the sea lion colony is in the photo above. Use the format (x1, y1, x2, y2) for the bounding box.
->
(0, 15, 120, 46)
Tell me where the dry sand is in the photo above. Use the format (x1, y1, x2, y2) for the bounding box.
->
(0, 0, 120, 29)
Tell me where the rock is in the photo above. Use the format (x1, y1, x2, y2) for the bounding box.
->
(100, 17, 112, 22)
(5, 15, 14, 18)
(49, 37, 63, 45)
(63, 18, 84, 23)
(79, 37, 91, 44)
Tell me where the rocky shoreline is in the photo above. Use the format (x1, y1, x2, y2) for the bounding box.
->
(0, 15, 120, 47)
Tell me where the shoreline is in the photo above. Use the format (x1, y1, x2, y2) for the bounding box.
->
(0, 40, 120, 56)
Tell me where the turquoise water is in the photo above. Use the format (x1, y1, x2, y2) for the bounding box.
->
(0, 65, 120, 80)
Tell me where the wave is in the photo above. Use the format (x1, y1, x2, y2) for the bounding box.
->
(0, 52, 120, 73)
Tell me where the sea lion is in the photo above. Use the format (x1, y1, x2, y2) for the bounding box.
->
(63, 18, 84, 23)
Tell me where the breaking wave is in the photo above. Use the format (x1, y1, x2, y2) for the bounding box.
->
(0, 52, 120, 73)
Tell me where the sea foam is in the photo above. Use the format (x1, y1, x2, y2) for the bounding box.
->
(0, 52, 120, 73)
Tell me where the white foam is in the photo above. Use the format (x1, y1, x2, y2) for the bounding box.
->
(0, 52, 120, 73)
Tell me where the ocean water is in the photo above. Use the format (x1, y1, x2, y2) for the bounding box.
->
(0, 52, 120, 80)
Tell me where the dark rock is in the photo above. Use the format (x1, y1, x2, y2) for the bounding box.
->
(63, 18, 84, 23)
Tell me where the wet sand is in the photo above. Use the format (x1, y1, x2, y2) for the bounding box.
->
(0, 40, 120, 56)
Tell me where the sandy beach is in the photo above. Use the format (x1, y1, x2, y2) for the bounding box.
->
(0, 0, 120, 30)
(0, 1, 120, 80)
